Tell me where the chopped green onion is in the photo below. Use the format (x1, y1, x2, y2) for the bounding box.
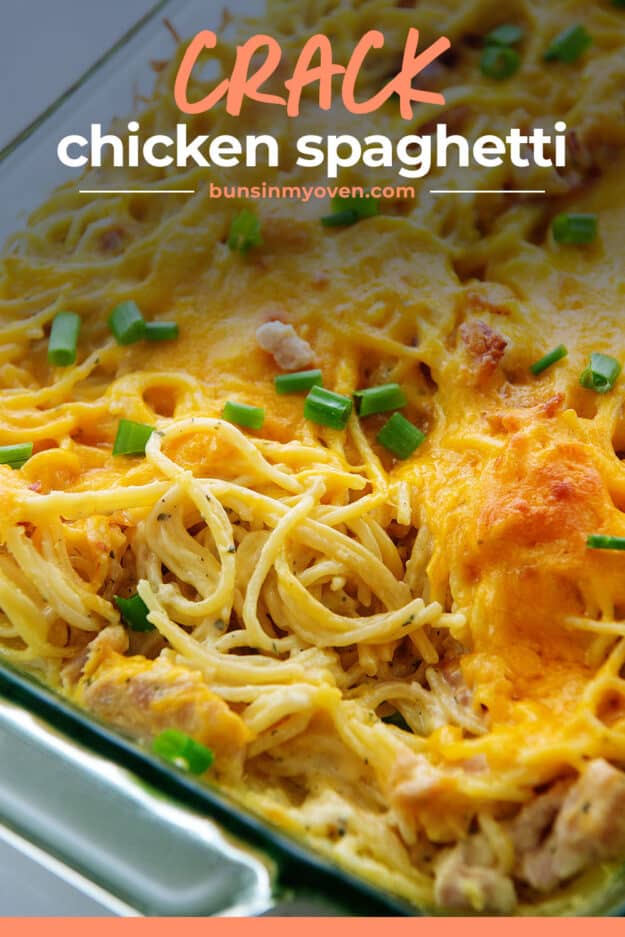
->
(145, 321, 179, 342)
(274, 369, 322, 394)
(376, 412, 425, 460)
(0, 442, 33, 470)
(552, 213, 597, 245)
(222, 401, 265, 430)
(152, 729, 214, 774)
(544, 24, 592, 63)
(381, 711, 413, 732)
(530, 344, 568, 376)
(480, 45, 521, 79)
(112, 419, 154, 456)
(587, 535, 625, 551)
(354, 383, 407, 417)
(228, 209, 262, 253)
(108, 300, 146, 345)
(321, 209, 362, 227)
(48, 312, 81, 367)
(304, 386, 353, 430)
(114, 593, 155, 632)
(486, 24, 524, 46)
(321, 194, 379, 228)
(579, 353, 621, 394)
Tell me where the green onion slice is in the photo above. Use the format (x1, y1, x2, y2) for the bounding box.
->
(145, 321, 179, 342)
(485, 24, 524, 46)
(321, 209, 361, 227)
(274, 369, 322, 394)
(48, 312, 81, 367)
(228, 209, 262, 253)
(321, 194, 379, 228)
(544, 24, 592, 63)
(108, 300, 146, 345)
(152, 729, 214, 774)
(112, 419, 154, 456)
(222, 401, 265, 430)
(381, 711, 413, 732)
(552, 213, 597, 245)
(114, 593, 155, 632)
(579, 352, 621, 394)
(376, 412, 425, 460)
(587, 535, 625, 551)
(480, 45, 521, 79)
(0, 442, 33, 470)
(304, 386, 353, 430)
(354, 383, 407, 417)
(530, 344, 568, 376)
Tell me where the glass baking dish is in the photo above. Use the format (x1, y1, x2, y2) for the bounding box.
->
(0, 0, 625, 917)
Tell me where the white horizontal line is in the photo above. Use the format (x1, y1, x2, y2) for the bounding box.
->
(430, 189, 546, 195)
(79, 189, 196, 195)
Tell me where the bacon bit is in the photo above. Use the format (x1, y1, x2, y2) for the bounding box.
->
(538, 393, 565, 418)
(163, 17, 181, 43)
(460, 320, 508, 380)
(28, 481, 42, 493)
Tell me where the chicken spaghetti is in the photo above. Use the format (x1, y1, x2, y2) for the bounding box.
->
(2, 0, 625, 915)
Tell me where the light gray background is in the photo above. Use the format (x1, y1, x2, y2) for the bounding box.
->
(0, 0, 155, 150)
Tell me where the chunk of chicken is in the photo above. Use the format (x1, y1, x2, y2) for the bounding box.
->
(460, 318, 508, 383)
(518, 760, 625, 891)
(64, 626, 250, 772)
(512, 781, 569, 855)
(256, 320, 314, 370)
(390, 751, 470, 842)
(434, 833, 517, 913)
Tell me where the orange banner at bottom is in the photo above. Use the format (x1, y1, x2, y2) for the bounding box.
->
(1, 918, 623, 936)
